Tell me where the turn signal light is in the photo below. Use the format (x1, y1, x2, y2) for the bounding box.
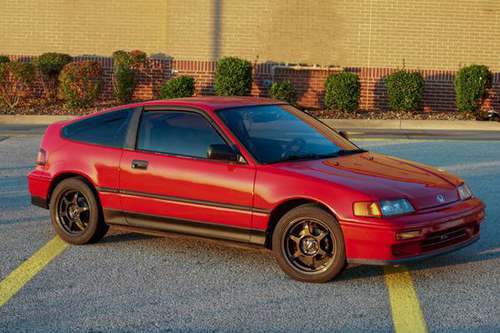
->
(396, 230, 422, 240)
(353, 202, 382, 217)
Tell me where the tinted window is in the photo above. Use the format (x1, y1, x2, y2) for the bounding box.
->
(62, 109, 132, 148)
(137, 111, 226, 158)
(217, 105, 360, 164)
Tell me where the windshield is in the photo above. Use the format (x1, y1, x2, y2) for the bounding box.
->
(217, 104, 363, 164)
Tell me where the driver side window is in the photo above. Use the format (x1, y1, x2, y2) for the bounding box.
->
(136, 111, 227, 159)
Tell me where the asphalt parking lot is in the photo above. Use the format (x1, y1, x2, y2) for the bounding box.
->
(0, 132, 499, 332)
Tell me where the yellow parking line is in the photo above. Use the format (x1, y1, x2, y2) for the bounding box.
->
(384, 266, 428, 333)
(0, 236, 68, 308)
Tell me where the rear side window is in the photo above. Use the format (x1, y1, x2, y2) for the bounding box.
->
(137, 111, 226, 158)
(62, 109, 132, 148)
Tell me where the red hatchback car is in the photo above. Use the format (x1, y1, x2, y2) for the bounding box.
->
(28, 97, 485, 282)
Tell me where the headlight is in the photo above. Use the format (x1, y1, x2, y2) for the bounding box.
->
(458, 183, 473, 200)
(379, 199, 415, 216)
(353, 199, 414, 217)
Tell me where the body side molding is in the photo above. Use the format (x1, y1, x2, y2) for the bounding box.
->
(103, 208, 267, 246)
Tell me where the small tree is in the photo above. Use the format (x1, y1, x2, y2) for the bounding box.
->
(269, 80, 297, 105)
(214, 57, 252, 96)
(160, 76, 195, 99)
(324, 72, 360, 112)
(112, 50, 147, 103)
(58, 61, 103, 109)
(454, 65, 492, 114)
(385, 70, 425, 112)
(36, 52, 72, 101)
(0, 61, 35, 109)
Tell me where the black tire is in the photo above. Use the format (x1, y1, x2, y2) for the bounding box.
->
(272, 204, 346, 283)
(49, 177, 108, 245)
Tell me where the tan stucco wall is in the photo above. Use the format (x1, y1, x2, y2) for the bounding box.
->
(1, 0, 500, 70)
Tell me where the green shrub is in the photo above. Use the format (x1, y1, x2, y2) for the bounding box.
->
(269, 80, 297, 105)
(36, 53, 72, 77)
(0, 61, 35, 109)
(160, 76, 195, 99)
(0, 55, 10, 64)
(214, 57, 252, 96)
(324, 72, 360, 112)
(385, 70, 425, 112)
(58, 61, 103, 109)
(112, 50, 147, 103)
(454, 65, 492, 113)
(36, 52, 72, 101)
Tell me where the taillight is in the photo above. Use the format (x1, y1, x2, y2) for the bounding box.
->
(36, 148, 47, 166)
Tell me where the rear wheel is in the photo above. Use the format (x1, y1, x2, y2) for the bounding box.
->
(272, 204, 346, 283)
(50, 177, 108, 245)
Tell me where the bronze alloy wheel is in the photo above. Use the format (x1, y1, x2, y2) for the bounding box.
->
(282, 218, 335, 274)
(50, 177, 109, 245)
(272, 204, 346, 282)
(56, 189, 91, 235)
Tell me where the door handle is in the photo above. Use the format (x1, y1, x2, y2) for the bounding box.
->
(131, 160, 148, 170)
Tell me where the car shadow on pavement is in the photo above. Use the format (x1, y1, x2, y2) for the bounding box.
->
(99, 230, 500, 282)
(339, 248, 500, 281)
(100, 232, 156, 243)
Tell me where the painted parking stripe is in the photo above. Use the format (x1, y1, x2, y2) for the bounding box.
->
(0, 236, 68, 308)
(384, 266, 428, 333)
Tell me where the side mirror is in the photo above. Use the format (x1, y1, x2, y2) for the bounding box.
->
(207, 144, 238, 162)
(338, 130, 349, 140)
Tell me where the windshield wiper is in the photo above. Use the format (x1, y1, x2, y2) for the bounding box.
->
(337, 148, 367, 156)
(274, 149, 367, 163)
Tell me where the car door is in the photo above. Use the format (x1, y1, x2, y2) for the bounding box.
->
(118, 107, 257, 242)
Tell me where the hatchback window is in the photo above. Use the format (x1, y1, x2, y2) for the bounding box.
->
(62, 109, 132, 148)
(137, 111, 227, 158)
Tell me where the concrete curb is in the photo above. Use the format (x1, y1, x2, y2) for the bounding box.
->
(1, 115, 500, 131)
(322, 119, 500, 131)
(0, 115, 75, 125)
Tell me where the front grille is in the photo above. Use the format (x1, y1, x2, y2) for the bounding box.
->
(392, 222, 479, 257)
(422, 224, 471, 251)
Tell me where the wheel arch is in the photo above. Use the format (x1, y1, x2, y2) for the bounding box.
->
(47, 171, 99, 206)
(264, 197, 338, 249)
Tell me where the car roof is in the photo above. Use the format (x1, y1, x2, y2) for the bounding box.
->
(136, 96, 286, 111)
(68, 97, 287, 125)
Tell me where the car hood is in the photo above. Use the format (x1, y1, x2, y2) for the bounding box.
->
(276, 152, 463, 210)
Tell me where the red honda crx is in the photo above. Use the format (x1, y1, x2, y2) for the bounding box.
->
(28, 97, 485, 282)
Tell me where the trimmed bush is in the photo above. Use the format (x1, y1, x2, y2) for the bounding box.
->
(37, 53, 72, 77)
(58, 61, 103, 109)
(0, 61, 35, 109)
(454, 65, 492, 114)
(214, 57, 252, 96)
(112, 50, 147, 103)
(324, 72, 360, 112)
(269, 80, 297, 105)
(160, 76, 195, 99)
(36, 52, 72, 101)
(0, 55, 10, 64)
(385, 70, 425, 112)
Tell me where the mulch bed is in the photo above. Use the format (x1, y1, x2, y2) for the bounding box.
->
(0, 100, 488, 121)
(0, 100, 118, 116)
(311, 109, 477, 121)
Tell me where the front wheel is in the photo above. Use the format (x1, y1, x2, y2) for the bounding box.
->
(272, 204, 346, 283)
(50, 177, 108, 245)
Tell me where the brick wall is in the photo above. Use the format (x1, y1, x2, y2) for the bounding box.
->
(8, 55, 500, 112)
(2, 1, 500, 71)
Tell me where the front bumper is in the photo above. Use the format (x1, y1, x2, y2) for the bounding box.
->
(341, 198, 486, 265)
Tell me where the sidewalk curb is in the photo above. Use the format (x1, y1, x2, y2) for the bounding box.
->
(322, 119, 500, 131)
(0, 115, 75, 125)
(1, 115, 500, 131)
